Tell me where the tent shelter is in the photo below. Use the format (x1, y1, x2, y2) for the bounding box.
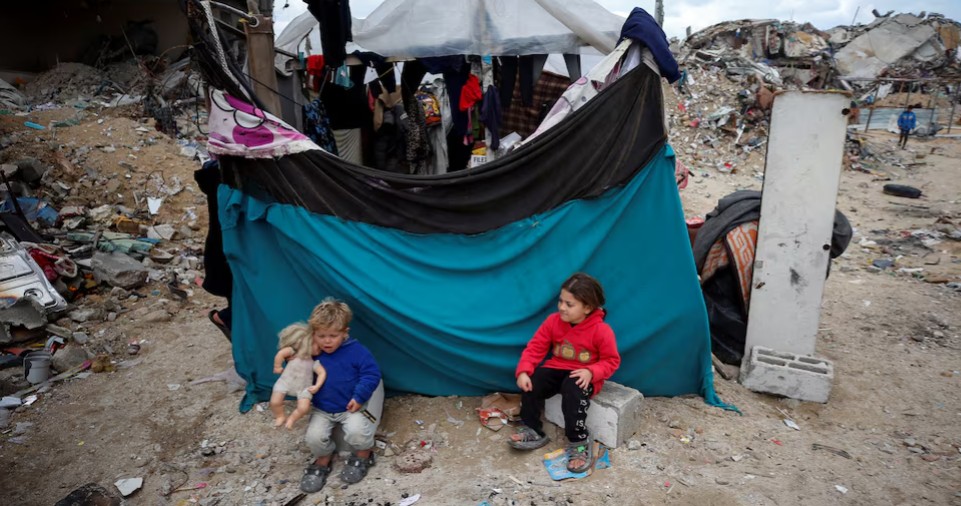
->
(183, 1, 731, 413)
(274, 0, 625, 67)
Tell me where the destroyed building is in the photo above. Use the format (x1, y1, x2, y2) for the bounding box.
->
(677, 11, 961, 89)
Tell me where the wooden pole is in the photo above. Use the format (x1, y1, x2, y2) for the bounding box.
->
(948, 82, 960, 134)
(245, 14, 282, 116)
(864, 81, 880, 132)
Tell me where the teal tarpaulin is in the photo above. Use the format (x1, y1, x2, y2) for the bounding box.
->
(221, 145, 729, 412)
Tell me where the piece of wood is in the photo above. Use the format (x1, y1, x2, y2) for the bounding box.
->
(245, 14, 282, 116)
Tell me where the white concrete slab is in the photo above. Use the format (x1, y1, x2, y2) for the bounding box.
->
(744, 91, 849, 358)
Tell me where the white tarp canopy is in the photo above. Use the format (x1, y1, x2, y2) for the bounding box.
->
(275, 0, 625, 72)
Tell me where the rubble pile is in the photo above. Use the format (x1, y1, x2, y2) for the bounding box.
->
(666, 66, 772, 181)
(666, 11, 961, 184)
(677, 11, 961, 89)
(0, 57, 210, 414)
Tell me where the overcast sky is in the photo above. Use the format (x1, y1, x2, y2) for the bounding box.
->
(272, 0, 961, 40)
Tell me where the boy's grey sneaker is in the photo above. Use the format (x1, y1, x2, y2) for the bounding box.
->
(340, 453, 375, 484)
(300, 464, 330, 493)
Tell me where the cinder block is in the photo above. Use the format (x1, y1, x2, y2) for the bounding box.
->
(544, 381, 643, 448)
(740, 346, 834, 403)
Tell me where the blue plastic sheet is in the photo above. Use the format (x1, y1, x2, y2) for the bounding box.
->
(221, 145, 731, 413)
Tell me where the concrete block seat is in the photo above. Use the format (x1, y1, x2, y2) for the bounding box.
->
(544, 381, 644, 448)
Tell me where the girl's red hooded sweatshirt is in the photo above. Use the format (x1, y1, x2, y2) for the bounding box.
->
(515, 309, 621, 396)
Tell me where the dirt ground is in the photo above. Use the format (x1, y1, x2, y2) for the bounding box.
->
(1, 88, 960, 506)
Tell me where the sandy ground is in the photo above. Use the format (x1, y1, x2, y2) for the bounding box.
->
(1, 91, 960, 506)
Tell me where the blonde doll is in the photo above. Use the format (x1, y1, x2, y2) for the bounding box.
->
(270, 323, 326, 428)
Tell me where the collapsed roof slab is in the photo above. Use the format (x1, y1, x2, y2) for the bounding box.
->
(835, 14, 943, 79)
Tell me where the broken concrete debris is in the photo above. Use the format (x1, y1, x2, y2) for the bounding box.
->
(0, 46, 215, 453)
(92, 251, 149, 289)
(679, 12, 961, 90)
(670, 11, 961, 185)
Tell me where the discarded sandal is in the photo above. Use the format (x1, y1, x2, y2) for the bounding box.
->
(508, 426, 550, 451)
(566, 439, 594, 473)
(207, 309, 232, 342)
(299, 463, 330, 493)
(340, 453, 375, 484)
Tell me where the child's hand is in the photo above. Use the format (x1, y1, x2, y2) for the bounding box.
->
(569, 369, 593, 390)
(346, 399, 362, 412)
(274, 366, 284, 374)
(516, 372, 532, 392)
(307, 385, 320, 394)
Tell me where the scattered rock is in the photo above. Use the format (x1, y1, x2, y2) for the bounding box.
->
(627, 440, 642, 451)
(15, 157, 49, 183)
(393, 450, 432, 473)
(72, 332, 89, 344)
(68, 307, 99, 323)
(51, 344, 90, 373)
(92, 251, 149, 289)
(55, 483, 123, 506)
(715, 477, 730, 485)
(114, 477, 143, 497)
(44, 324, 73, 338)
(143, 310, 172, 323)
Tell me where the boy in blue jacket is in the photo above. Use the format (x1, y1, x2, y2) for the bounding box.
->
(898, 105, 917, 149)
(300, 297, 382, 493)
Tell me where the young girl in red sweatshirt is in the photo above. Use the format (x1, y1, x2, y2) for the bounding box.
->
(509, 272, 621, 473)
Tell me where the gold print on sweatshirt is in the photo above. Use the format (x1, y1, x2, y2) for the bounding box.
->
(577, 349, 592, 363)
(555, 340, 575, 360)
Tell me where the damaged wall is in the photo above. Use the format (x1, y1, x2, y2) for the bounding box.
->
(0, 0, 190, 73)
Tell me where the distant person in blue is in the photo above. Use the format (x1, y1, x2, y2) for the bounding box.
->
(300, 298, 382, 494)
(897, 105, 917, 149)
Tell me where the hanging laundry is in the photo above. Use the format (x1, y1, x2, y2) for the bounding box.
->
(427, 78, 451, 174)
(518, 55, 548, 107)
(372, 89, 406, 173)
(305, 0, 352, 68)
(618, 7, 681, 83)
(459, 74, 482, 112)
(321, 64, 369, 131)
(306, 55, 326, 92)
(333, 64, 353, 89)
(499, 56, 518, 110)
(416, 91, 442, 128)
(481, 85, 502, 151)
(405, 90, 431, 175)
(420, 56, 471, 171)
(303, 98, 338, 156)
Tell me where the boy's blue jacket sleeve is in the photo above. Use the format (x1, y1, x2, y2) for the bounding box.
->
(351, 347, 382, 404)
